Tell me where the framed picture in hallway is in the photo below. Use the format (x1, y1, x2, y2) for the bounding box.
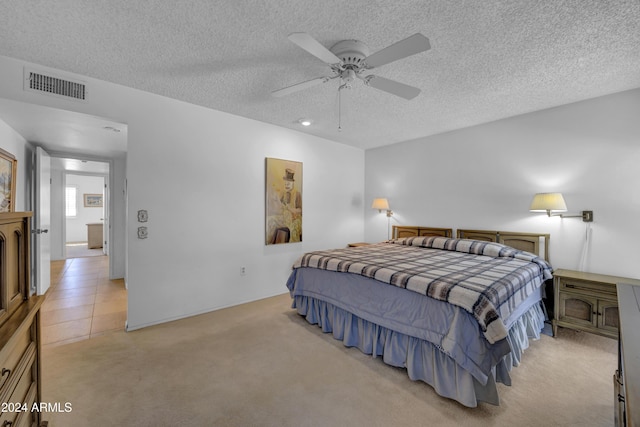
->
(265, 157, 302, 245)
(0, 148, 17, 213)
(84, 193, 103, 207)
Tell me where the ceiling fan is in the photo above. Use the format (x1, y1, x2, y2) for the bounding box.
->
(272, 32, 431, 100)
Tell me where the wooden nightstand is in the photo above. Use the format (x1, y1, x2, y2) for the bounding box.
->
(348, 242, 370, 247)
(553, 269, 640, 339)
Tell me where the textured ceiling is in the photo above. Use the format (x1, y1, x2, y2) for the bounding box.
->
(0, 0, 639, 150)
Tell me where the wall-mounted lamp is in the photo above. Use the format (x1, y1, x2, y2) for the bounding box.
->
(372, 198, 393, 239)
(372, 198, 393, 217)
(529, 192, 593, 222)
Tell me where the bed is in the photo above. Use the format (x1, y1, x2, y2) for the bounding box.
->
(285, 226, 552, 407)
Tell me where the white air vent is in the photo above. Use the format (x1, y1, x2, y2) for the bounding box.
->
(24, 68, 87, 101)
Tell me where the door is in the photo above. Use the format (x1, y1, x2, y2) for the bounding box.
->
(34, 146, 51, 295)
(102, 178, 109, 255)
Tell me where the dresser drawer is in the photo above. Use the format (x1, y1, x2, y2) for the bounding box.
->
(0, 356, 36, 427)
(0, 340, 36, 404)
(0, 325, 32, 395)
(13, 381, 38, 427)
(558, 277, 617, 298)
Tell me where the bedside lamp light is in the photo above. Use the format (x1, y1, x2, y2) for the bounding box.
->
(529, 193, 567, 217)
(529, 192, 593, 222)
(372, 198, 393, 239)
(371, 198, 392, 216)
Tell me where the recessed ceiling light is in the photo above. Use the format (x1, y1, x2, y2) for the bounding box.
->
(298, 119, 312, 127)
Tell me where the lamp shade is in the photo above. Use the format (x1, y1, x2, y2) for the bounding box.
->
(371, 198, 390, 210)
(529, 193, 568, 212)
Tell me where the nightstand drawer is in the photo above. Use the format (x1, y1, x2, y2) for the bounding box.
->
(558, 277, 617, 298)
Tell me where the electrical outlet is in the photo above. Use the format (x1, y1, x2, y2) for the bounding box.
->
(240, 267, 246, 276)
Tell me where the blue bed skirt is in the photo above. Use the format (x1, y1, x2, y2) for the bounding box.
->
(291, 294, 545, 407)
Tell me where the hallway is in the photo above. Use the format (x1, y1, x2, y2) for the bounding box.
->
(42, 256, 127, 349)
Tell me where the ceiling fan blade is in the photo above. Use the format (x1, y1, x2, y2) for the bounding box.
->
(271, 76, 330, 97)
(288, 32, 343, 65)
(364, 75, 421, 100)
(364, 33, 431, 69)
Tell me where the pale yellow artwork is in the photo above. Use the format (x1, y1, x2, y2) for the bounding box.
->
(265, 158, 302, 245)
(0, 149, 17, 213)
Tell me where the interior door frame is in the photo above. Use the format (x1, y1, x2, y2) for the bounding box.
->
(34, 146, 51, 296)
(48, 152, 115, 278)
(62, 170, 109, 256)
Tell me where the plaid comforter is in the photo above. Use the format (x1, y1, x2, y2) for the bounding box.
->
(293, 236, 553, 344)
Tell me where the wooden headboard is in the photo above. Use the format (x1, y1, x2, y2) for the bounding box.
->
(457, 229, 550, 261)
(390, 226, 550, 261)
(392, 226, 453, 239)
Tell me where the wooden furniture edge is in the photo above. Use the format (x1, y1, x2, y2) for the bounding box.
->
(617, 283, 640, 427)
(0, 211, 33, 221)
(0, 295, 45, 351)
(553, 268, 640, 287)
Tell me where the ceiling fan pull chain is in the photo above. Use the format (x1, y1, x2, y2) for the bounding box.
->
(338, 85, 343, 131)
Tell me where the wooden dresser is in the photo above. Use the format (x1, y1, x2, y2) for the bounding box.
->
(0, 212, 47, 427)
(616, 283, 640, 426)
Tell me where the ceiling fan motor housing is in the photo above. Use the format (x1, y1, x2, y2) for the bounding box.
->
(330, 40, 370, 69)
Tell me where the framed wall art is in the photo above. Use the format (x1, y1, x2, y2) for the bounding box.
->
(83, 193, 103, 207)
(0, 148, 17, 213)
(265, 157, 302, 245)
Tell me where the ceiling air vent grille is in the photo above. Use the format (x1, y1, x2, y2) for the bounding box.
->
(24, 69, 87, 101)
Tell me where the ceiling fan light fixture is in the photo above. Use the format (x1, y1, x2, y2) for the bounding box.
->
(274, 32, 430, 101)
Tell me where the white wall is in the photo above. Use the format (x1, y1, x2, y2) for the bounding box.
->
(0, 55, 365, 330)
(65, 174, 104, 243)
(365, 89, 640, 279)
(123, 95, 364, 329)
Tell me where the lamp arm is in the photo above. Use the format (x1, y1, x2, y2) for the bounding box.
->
(549, 210, 593, 222)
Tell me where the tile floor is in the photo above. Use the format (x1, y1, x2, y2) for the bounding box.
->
(42, 255, 127, 349)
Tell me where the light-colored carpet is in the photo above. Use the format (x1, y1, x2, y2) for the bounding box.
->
(65, 243, 104, 258)
(42, 293, 616, 426)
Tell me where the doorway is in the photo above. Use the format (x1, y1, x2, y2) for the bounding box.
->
(64, 171, 107, 259)
(43, 156, 127, 347)
(50, 157, 110, 260)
